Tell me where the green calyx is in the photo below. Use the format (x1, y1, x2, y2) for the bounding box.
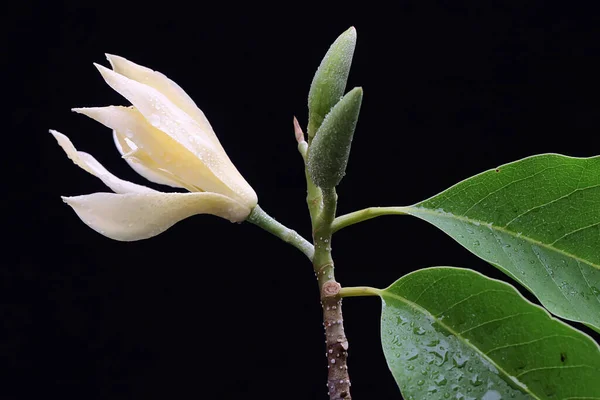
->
(308, 87, 363, 189)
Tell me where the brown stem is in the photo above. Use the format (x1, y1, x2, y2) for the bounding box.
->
(312, 188, 351, 399)
(320, 279, 351, 399)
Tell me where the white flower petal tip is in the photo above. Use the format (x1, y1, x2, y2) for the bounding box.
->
(104, 53, 151, 76)
(105, 53, 126, 68)
(49, 129, 64, 141)
(62, 192, 251, 241)
(71, 107, 103, 114)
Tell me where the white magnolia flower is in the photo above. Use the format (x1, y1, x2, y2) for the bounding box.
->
(52, 54, 257, 241)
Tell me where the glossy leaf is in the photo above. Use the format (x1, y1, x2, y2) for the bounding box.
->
(380, 267, 600, 400)
(404, 154, 600, 331)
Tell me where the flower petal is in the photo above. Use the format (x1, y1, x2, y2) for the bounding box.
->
(93, 64, 257, 207)
(74, 106, 238, 198)
(62, 192, 251, 241)
(105, 54, 222, 149)
(50, 129, 156, 194)
(112, 130, 185, 189)
(95, 63, 215, 153)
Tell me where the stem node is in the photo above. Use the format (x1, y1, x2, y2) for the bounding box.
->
(322, 281, 341, 298)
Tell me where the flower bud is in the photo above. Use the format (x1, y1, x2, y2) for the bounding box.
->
(308, 87, 363, 188)
(307, 27, 357, 141)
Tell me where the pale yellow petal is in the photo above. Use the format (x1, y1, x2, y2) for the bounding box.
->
(62, 192, 251, 241)
(50, 129, 155, 194)
(94, 63, 215, 153)
(105, 54, 222, 148)
(73, 106, 238, 198)
(112, 130, 184, 189)
(93, 64, 257, 207)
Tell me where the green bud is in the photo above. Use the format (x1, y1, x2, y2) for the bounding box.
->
(307, 27, 357, 141)
(308, 87, 363, 188)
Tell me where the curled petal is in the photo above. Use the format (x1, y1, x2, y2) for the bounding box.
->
(62, 192, 251, 241)
(50, 130, 155, 194)
(105, 54, 222, 149)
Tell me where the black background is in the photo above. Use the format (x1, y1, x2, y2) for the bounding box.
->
(5, 2, 600, 399)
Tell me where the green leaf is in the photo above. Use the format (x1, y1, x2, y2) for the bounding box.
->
(403, 154, 600, 331)
(307, 87, 363, 188)
(380, 267, 600, 400)
(307, 26, 356, 140)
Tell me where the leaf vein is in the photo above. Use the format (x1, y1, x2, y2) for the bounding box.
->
(532, 246, 581, 319)
(411, 274, 456, 304)
(503, 183, 600, 229)
(576, 259, 600, 307)
(458, 311, 536, 335)
(485, 334, 590, 355)
(515, 364, 597, 379)
(460, 165, 560, 216)
(434, 289, 511, 317)
(550, 220, 600, 246)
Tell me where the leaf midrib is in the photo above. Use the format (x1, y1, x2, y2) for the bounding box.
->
(404, 206, 599, 270)
(380, 288, 540, 400)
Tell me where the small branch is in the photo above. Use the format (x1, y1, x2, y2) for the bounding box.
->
(247, 205, 314, 260)
(339, 286, 381, 298)
(331, 206, 409, 233)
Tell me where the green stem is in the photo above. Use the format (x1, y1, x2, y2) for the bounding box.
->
(313, 187, 336, 285)
(339, 286, 381, 298)
(247, 205, 314, 260)
(332, 206, 409, 233)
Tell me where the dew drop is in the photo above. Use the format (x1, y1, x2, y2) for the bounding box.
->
(482, 390, 502, 400)
(148, 114, 160, 126)
(434, 375, 447, 386)
(469, 374, 483, 386)
(452, 353, 469, 368)
(427, 385, 438, 393)
(413, 327, 426, 335)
